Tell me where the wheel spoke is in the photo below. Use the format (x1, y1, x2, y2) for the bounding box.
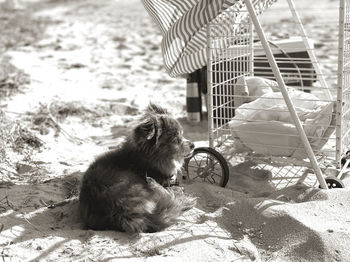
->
(192, 155, 210, 168)
(193, 155, 201, 167)
(207, 159, 219, 169)
(192, 174, 201, 180)
(188, 164, 201, 169)
(210, 171, 222, 177)
(209, 176, 216, 184)
(197, 155, 205, 167)
(194, 155, 207, 167)
(206, 155, 210, 166)
(205, 177, 214, 184)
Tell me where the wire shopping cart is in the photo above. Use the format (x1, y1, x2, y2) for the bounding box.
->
(188, 0, 350, 189)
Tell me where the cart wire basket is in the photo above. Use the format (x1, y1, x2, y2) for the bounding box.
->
(191, 0, 350, 189)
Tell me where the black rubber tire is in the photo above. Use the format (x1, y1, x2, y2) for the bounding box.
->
(183, 147, 229, 187)
(319, 177, 345, 189)
(341, 150, 350, 167)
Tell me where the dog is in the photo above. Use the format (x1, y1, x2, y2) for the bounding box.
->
(79, 103, 196, 233)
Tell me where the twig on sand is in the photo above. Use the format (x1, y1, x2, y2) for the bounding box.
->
(0, 195, 14, 211)
(231, 241, 243, 255)
(0, 196, 43, 233)
(40, 196, 78, 209)
(23, 216, 43, 233)
(232, 256, 246, 261)
(46, 101, 86, 145)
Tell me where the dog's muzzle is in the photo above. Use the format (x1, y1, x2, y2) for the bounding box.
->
(183, 139, 195, 159)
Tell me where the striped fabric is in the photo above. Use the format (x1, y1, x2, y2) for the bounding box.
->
(142, 0, 277, 77)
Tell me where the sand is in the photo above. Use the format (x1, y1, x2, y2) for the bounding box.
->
(0, 0, 350, 261)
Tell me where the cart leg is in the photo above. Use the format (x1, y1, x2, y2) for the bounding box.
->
(286, 0, 332, 100)
(244, 0, 328, 189)
(338, 158, 350, 180)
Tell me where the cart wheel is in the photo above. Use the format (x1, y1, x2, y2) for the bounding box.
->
(183, 147, 229, 187)
(320, 177, 345, 189)
(341, 150, 350, 167)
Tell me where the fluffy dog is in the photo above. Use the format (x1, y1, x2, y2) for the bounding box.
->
(79, 103, 196, 233)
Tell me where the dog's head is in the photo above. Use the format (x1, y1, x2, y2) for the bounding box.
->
(132, 103, 194, 163)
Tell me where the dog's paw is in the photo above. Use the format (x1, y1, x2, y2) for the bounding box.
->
(169, 175, 179, 186)
(146, 176, 169, 194)
(146, 176, 157, 184)
(167, 185, 184, 194)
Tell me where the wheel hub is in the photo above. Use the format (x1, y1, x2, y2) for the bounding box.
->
(197, 167, 210, 178)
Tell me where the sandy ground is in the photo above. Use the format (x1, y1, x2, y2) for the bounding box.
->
(1, 0, 350, 261)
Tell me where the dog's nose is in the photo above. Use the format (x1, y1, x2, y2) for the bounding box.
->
(190, 142, 195, 149)
(184, 138, 195, 150)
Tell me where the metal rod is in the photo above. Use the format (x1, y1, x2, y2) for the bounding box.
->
(336, 0, 345, 167)
(337, 158, 350, 179)
(244, 0, 328, 189)
(286, 0, 332, 100)
(207, 25, 214, 148)
(249, 17, 254, 76)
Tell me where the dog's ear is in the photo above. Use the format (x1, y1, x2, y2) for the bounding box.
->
(147, 103, 168, 115)
(139, 115, 162, 142)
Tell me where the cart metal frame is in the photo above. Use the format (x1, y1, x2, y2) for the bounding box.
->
(205, 0, 350, 189)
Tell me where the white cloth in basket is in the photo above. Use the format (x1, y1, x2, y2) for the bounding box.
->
(229, 77, 334, 158)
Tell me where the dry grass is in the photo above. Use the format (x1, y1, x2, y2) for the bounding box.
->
(33, 100, 110, 121)
(48, 101, 108, 121)
(26, 101, 112, 137)
(28, 99, 140, 133)
(0, 110, 44, 183)
(0, 56, 30, 97)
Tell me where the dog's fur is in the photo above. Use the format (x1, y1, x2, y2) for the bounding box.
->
(79, 104, 196, 233)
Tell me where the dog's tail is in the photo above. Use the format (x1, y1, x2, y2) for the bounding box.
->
(119, 178, 197, 233)
(146, 181, 197, 232)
